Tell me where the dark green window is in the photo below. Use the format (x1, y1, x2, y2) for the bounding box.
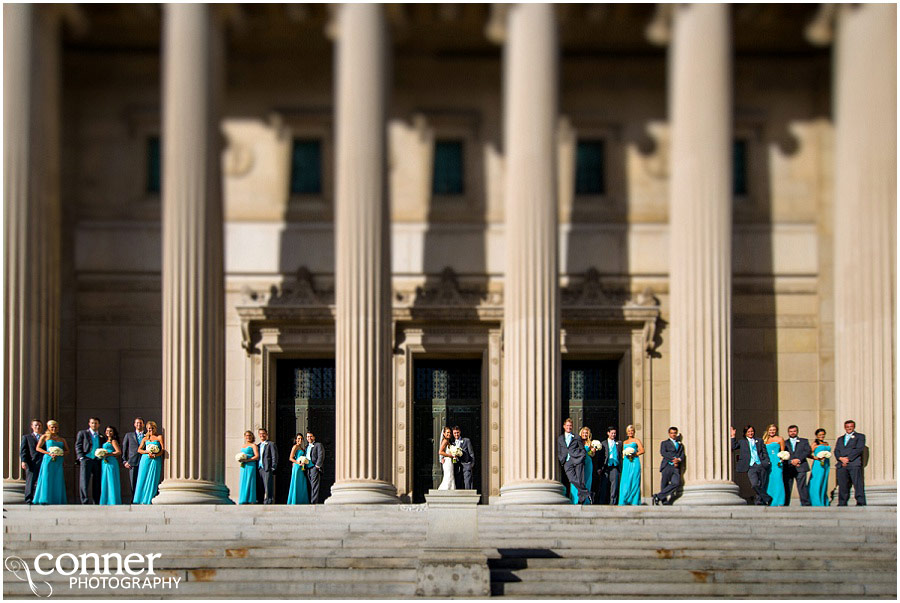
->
(432, 140, 464, 195)
(575, 140, 606, 195)
(733, 139, 748, 196)
(147, 136, 161, 194)
(290, 139, 322, 195)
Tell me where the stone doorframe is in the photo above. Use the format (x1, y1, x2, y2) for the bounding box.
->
(393, 325, 502, 503)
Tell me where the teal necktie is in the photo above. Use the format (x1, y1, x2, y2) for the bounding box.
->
(87, 432, 99, 459)
(844, 434, 851, 445)
(564, 433, 572, 462)
(748, 439, 760, 466)
(609, 441, 617, 466)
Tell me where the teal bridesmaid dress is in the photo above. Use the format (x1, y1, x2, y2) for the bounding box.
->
(618, 442, 641, 505)
(99, 441, 121, 505)
(569, 444, 593, 504)
(238, 445, 258, 504)
(32, 438, 67, 505)
(133, 439, 163, 504)
(809, 444, 832, 506)
(765, 441, 786, 506)
(286, 448, 310, 505)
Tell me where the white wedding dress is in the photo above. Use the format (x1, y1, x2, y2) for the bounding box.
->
(437, 445, 456, 490)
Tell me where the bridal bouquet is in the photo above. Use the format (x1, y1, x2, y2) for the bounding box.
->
(815, 450, 832, 466)
(298, 455, 310, 471)
(48, 446, 63, 462)
(235, 452, 248, 463)
(94, 448, 109, 462)
(589, 440, 602, 456)
(146, 442, 161, 456)
(447, 445, 463, 463)
(623, 447, 636, 459)
(777, 450, 791, 466)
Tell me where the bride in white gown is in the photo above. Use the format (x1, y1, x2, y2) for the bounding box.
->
(437, 426, 456, 490)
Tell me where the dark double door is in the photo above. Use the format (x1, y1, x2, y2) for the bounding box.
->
(412, 359, 483, 503)
(562, 359, 621, 437)
(274, 359, 336, 504)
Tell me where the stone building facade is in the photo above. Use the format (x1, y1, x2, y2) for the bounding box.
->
(4, 3, 895, 505)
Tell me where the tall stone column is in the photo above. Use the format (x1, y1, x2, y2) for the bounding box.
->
(667, 4, 744, 505)
(498, 4, 569, 505)
(833, 4, 896, 505)
(154, 4, 231, 504)
(327, 4, 398, 504)
(3, 5, 62, 504)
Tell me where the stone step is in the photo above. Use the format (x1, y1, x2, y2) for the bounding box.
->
(488, 556, 895, 571)
(489, 568, 896, 584)
(490, 580, 894, 598)
(4, 566, 418, 583)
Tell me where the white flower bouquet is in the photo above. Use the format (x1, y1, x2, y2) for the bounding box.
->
(235, 452, 248, 463)
(298, 455, 310, 470)
(447, 445, 463, 463)
(146, 442, 161, 456)
(777, 450, 791, 466)
(815, 450, 832, 466)
(589, 440, 602, 456)
(48, 446, 63, 462)
(95, 448, 109, 462)
(623, 447, 637, 459)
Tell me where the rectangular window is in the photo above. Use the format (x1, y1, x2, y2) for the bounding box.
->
(290, 139, 323, 195)
(575, 140, 606, 195)
(733, 139, 748, 196)
(432, 140, 464, 195)
(147, 136, 161, 194)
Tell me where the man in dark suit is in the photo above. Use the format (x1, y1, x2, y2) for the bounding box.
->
(451, 426, 476, 490)
(557, 418, 591, 504)
(257, 428, 278, 504)
(731, 425, 772, 505)
(121, 416, 145, 502)
(75, 417, 106, 504)
(597, 426, 622, 505)
(19, 419, 44, 504)
(305, 431, 325, 504)
(653, 426, 685, 505)
(783, 424, 812, 506)
(833, 419, 866, 506)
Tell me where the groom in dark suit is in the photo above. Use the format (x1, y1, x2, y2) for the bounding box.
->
(653, 426, 685, 505)
(306, 431, 325, 504)
(19, 419, 44, 504)
(75, 417, 106, 504)
(121, 417, 145, 502)
(257, 428, 279, 504)
(731, 425, 772, 505)
(597, 426, 622, 505)
(833, 419, 866, 506)
(783, 424, 812, 506)
(451, 426, 476, 490)
(557, 418, 591, 504)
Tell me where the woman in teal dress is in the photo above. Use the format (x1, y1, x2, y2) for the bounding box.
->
(33, 420, 69, 505)
(569, 427, 596, 504)
(618, 424, 644, 505)
(133, 421, 165, 504)
(237, 431, 259, 505)
(764, 424, 786, 506)
(809, 428, 831, 506)
(286, 433, 311, 505)
(99, 426, 122, 505)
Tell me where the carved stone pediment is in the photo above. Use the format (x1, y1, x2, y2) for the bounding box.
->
(411, 267, 481, 307)
(562, 268, 629, 307)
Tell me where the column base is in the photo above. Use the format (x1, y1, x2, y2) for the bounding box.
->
(325, 480, 399, 504)
(865, 483, 897, 506)
(3, 479, 26, 504)
(673, 481, 745, 505)
(152, 479, 233, 504)
(496, 480, 570, 505)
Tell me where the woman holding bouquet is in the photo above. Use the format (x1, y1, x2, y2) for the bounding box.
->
(133, 421, 165, 504)
(437, 426, 456, 490)
(286, 433, 311, 504)
(569, 427, 597, 504)
(618, 424, 644, 505)
(763, 424, 787, 506)
(98, 426, 122, 505)
(809, 428, 831, 506)
(237, 431, 260, 504)
(33, 420, 69, 505)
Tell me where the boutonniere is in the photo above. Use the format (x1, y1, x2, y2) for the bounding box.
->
(849, 434, 855, 439)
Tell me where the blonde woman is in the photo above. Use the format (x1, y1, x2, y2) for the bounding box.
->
(237, 430, 260, 504)
(133, 421, 165, 504)
(33, 420, 68, 504)
(763, 424, 786, 506)
(618, 424, 644, 505)
(568, 427, 596, 504)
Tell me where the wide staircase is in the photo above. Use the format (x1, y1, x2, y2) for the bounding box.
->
(3, 504, 895, 598)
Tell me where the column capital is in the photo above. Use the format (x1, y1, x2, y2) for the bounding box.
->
(645, 4, 673, 46)
(804, 4, 837, 46)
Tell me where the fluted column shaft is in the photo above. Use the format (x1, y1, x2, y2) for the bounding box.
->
(498, 4, 568, 504)
(668, 4, 743, 504)
(3, 5, 62, 504)
(327, 4, 398, 504)
(833, 4, 896, 505)
(154, 4, 230, 504)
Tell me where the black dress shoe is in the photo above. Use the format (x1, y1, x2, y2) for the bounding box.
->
(651, 495, 660, 506)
